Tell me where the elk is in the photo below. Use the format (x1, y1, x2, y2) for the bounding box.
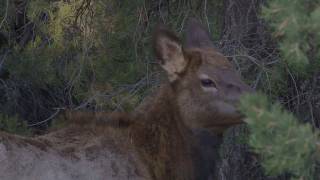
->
(0, 19, 253, 180)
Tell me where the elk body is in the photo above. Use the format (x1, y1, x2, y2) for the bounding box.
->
(0, 19, 252, 180)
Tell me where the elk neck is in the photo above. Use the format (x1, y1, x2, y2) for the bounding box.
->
(130, 83, 197, 180)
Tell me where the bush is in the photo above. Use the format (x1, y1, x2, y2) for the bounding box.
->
(239, 94, 319, 179)
(262, 0, 320, 77)
(0, 114, 30, 136)
(235, 0, 320, 179)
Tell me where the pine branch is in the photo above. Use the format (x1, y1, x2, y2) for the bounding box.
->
(239, 94, 319, 180)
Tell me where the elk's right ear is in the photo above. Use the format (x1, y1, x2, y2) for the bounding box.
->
(153, 25, 187, 82)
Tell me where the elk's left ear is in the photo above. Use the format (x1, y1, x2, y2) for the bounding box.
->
(153, 25, 187, 82)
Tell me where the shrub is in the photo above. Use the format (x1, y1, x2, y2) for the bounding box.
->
(0, 114, 30, 136)
(239, 93, 319, 179)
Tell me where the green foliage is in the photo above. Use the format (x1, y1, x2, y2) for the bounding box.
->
(0, 114, 30, 136)
(262, 0, 320, 77)
(19, 0, 150, 110)
(0, 0, 226, 126)
(239, 94, 319, 179)
(231, 1, 320, 179)
(7, 49, 57, 86)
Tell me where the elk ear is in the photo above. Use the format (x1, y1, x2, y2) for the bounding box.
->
(186, 18, 214, 48)
(153, 25, 187, 82)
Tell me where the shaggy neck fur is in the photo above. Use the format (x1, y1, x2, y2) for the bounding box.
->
(130, 84, 196, 180)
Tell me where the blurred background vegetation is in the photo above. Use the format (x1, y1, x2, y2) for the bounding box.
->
(0, 0, 319, 179)
(0, 0, 224, 133)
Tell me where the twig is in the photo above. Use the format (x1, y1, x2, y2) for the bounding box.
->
(204, 0, 211, 33)
(308, 101, 316, 128)
(0, 49, 10, 69)
(253, 70, 263, 90)
(0, 0, 9, 29)
(286, 66, 300, 112)
(225, 54, 267, 70)
(28, 108, 62, 127)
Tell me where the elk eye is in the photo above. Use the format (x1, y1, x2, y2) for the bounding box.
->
(200, 79, 216, 88)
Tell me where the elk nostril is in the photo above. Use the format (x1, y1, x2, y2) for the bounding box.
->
(226, 84, 234, 89)
(227, 84, 241, 92)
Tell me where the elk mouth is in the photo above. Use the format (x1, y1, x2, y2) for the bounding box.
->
(213, 100, 244, 118)
(207, 117, 244, 127)
(204, 112, 246, 134)
(206, 119, 245, 134)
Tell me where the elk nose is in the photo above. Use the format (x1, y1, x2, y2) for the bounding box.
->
(225, 83, 254, 102)
(226, 83, 254, 94)
(242, 84, 255, 94)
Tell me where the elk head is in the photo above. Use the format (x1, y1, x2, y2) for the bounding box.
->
(153, 19, 253, 134)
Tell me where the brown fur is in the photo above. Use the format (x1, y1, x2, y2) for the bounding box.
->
(0, 19, 253, 180)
